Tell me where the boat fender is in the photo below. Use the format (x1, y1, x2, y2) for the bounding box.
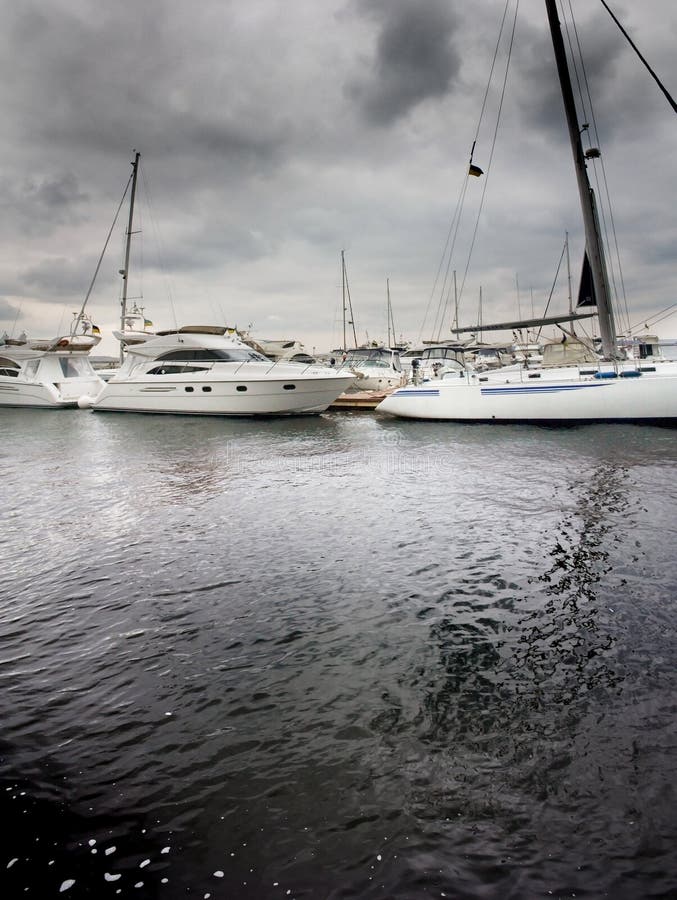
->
(619, 370, 642, 378)
(593, 371, 618, 379)
(77, 395, 94, 409)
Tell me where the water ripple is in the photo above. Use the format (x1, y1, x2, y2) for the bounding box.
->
(1, 414, 676, 897)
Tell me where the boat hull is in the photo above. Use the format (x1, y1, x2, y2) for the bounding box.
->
(0, 376, 102, 408)
(377, 367, 677, 425)
(88, 373, 356, 416)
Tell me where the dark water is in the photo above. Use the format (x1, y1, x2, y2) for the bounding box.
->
(1, 409, 676, 899)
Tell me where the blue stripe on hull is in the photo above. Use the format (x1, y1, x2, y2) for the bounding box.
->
(481, 383, 607, 396)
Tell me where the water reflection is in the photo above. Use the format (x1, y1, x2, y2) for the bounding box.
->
(416, 463, 634, 749)
(513, 463, 631, 705)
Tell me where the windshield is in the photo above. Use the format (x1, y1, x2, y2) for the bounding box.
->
(59, 356, 97, 377)
(156, 348, 269, 363)
(342, 349, 401, 371)
(421, 348, 463, 363)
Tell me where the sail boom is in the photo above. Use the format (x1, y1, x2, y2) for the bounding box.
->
(451, 311, 596, 334)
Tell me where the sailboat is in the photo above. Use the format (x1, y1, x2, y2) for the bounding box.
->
(332, 254, 406, 392)
(378, 0, 677, 426)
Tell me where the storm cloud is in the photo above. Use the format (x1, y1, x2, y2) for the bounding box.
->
(0, 0, 674, 350)
(347, 0, 461, 125)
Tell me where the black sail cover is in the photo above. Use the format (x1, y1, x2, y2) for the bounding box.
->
(577, 252, 596, 307)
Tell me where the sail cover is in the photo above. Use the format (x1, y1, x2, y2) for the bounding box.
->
(577, 252, 596, 307)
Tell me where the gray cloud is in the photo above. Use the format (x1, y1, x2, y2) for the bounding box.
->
(0, 172, 89, 239)
(20, 255, 103, 299)
(0, 0, 674, 349)
(347, 0, 461, 125)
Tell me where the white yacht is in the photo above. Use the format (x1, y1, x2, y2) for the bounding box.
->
(80, 326, 356, 416)
(333, 346, 406, 392)
(0, 323, 104, 409)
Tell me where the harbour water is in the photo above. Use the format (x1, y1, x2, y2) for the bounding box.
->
(1, 409, 676, 899)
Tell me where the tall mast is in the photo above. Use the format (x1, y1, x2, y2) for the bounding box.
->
(340, 250, 358, 350)
(545, 0, 617, 358)
(341, 250, 347, 352)
(565, 231, 573, 316)
(120, 150, 140, 363)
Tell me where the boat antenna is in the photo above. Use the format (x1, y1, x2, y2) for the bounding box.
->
(598, 0, 677, 115)
(546, 0, 617, 358)
(119, 151, 141, 363)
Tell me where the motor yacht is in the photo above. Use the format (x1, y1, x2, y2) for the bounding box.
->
(333, 346, 406, 392)
(0, 324, 104, 408)
(80, 326, 356, 416)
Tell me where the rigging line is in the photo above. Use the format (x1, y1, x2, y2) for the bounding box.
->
(430, 179, 469, 341)
(563, 0, 628, 329)
(471, 0, 514, 147)
(420, 154, 469, 342)
(421, 0, 513, 343)
(140, 165, 179, 332)
(563, 0, 631, 333)
(75, 169, 134, 328)
(457, 0, 520, 313)
(598, 0, 677, 114)
(342, 251, 358, 349)
(9, 300, 23, 338)
(433, 179, 473, 340)
(629, 302, 677, 333)
(535, 241, 567, 342)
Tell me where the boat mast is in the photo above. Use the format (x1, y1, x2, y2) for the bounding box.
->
(341, 250, 347, 352)
(120, 150, 140, 363)
(340, 250, 358, 350)
(565, 231, 573, 315)
(545, 0, 617, 358)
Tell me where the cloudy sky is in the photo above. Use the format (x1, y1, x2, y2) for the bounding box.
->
(1, 0, 675, 356)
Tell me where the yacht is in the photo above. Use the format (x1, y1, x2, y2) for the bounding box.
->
(333, 346, 406, 392)
(0, 321, 104, 409)
(79, 326, 356, 416)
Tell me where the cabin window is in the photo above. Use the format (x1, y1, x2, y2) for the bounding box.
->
(185, 386, 194, 392)
(202, 386, 212, 392)
(0, 357, 20, 377)
(147, 365, 209, 375)
(236, 385, 248, 392)
(283, 384, 296, 390)
(59, 358, 80, 377)
(156, 348, 268, 363)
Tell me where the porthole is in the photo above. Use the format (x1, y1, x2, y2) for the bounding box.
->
(185, 386, 194, 392)
(283, 384, 296, 391)
(236, 385, 248, 392)
(202, 386, 212, 392)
